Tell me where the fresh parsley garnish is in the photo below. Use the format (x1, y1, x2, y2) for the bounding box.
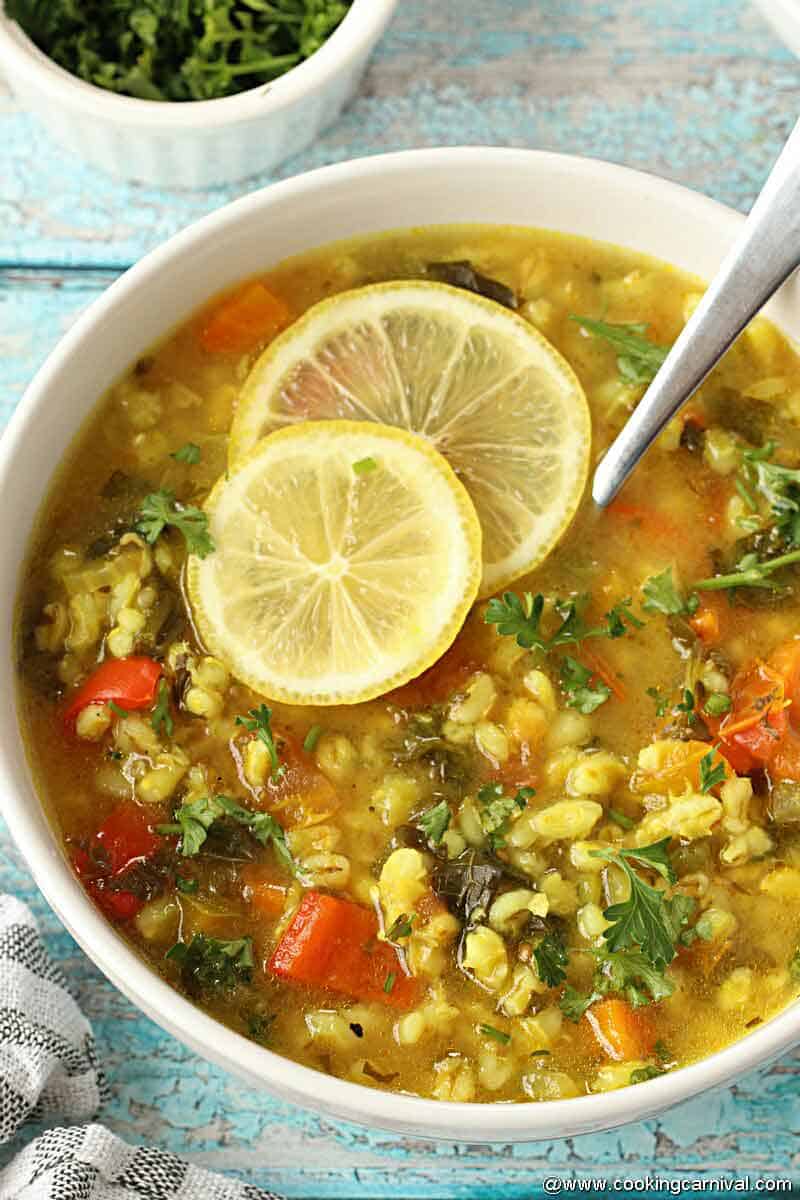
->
(630, 1064, 665, 1084)
(704, 692, 732, 717)
(158, 793, 294, 872)
(694, 547, 800, 593)
(570, 316, 669, 385)
(171, 442, 201, 465)
(560, 655, 611, 714)
(416, 800, 451, 846)
(646, 686, 669, 718)
(476, 783, 534, 849)
(676, 688, 698, 725)
(698, 746, 727, 793)
(383, 971, 396, 995)
(6, 0, 353, 102)
(385, 913, 414, 942)
(740, 442, 800, 545)
(479, 1023, 511, 1045)
(641, 567, 698, 617)
(484, 591, 641, 653)
(560, 983, 597, 1022)
(303, 724, 323, 753)
(608, 808, 634, 830)
(533, 929, 569, 987)
(166, 933, 253, 995)
(235, 705, 285, 781)
(151, 678, 174, 738)
(560, 944, 676, 1024)
(107, 700, 129, 718)
(589, 839, 695, 971)
(136, 489, 214, 558)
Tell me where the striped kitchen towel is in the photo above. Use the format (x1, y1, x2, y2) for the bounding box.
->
(0, 896, 281, 1199)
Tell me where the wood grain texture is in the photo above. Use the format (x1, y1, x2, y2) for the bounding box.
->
(2, 0, 800, 1193)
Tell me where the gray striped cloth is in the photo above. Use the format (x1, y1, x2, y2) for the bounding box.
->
(0, 896, 281, 1200)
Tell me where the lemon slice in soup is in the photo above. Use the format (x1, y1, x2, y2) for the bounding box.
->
(229, 281, 591, 596)
(187, 420, 482, 706)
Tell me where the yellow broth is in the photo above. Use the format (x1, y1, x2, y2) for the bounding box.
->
(16, 225, 800, 1102)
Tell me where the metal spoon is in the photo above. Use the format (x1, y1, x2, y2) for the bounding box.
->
(592, 117, 800, 508)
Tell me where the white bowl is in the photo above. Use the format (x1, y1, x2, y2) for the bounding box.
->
(754, 0, 800, 55)
(0, 0, 397, 188)
(2, 148, 800, 1143)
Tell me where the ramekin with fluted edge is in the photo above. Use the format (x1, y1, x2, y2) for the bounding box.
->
(754, 0, 800, 56)
(0, 0, 397, 188)
(2, 149, 800, 1143)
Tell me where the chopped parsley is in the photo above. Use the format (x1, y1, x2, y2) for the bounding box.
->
(158, 793, 294, 872)
(166, 934, 253, 995)
(704, 692, 732, 717)
(175, 876, 198, 894)
(107, 700, 129, 718)
(352, 456, 377, 476)
(383, 972, 396, 995)
(641, 567, 698, 617)
(741, 442, 800, 545)
(676, 688, 698, 725)
(694, 546, 800, 593)
(136, 488, 214, 558)
(171, 442, 201, 465)
(560, 944, 677, 1024)
(303, 724, 323, 753)
(235, 704, 285, 781)
(479, 1023, 511, 1045)
(608, 808, 634, 831)
(698, 746, 727, 793)
(385, 913, 414, 942)
(476, 783, 533, 850)
(484, 591, 641, 653)
(646, 686, 669, 718)
(416, 799, 452, 846)
(570, 316, 669, 385)
(151, 678, 174, 738)
(533, 929, 569, 987)
(630, 1064, 665, 1085)
(560, 655, 611, 714)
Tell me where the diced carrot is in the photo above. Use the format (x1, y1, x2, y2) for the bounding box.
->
(268, 891, 419, 1010)
(581, 645, 625, 702)
(201, 281, 291, 354)
(689, 600, 720, 645)
(584, 998, 654, 1062)
(241, 864, 288, 919)
(715, 659, 789, 774)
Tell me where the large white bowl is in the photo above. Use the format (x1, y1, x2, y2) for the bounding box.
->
(0, 0, 397, 188)
(2, 148, 800, 1143)
(754, 0, 800, 56)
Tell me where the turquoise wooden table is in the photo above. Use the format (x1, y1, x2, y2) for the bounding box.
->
(3, 1, 800, 1194)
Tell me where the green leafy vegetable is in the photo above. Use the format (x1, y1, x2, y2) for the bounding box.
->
(560, 983, 598, 1022)
(533, 929, 569, 987)
(646, 686, 669, 718)
(476, 783, 533, 849)
(151, 678, 174, 738)
(107, 700, 129, 718)
(479, 1023, 511, 1045)
(158, 793, 294, 871)
(641, 567, 698, 616)
(171, 442, 201, 465)
(484, 591, 641, 653)
(560, 655, 611, 714)
(698, 746, 727, 794)
(694, 547, 800, 593)
(630, 1064, 665, 1084)
(675, 688, 698, 725)
(166, 933, 253, 995)
(560, 944, 676, 1024)
(235, 704, 285, 780)
(416, 800, 451, 846)
(175, 876, 198, 894)
(570, 316, 670, 385)
(740, 442, 800, 545)
(7, 0, 353, 102)
(385, 913, 414, 942)
(136, 489, 214, 558)
(704, 692, 732, 717)
(608, 808, 634, 831)
(383, 971, 396, 995)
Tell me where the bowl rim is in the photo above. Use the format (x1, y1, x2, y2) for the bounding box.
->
(3, 146, 800, 1143)
(0, 0, 397, 125)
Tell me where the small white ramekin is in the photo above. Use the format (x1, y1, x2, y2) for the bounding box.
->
(754, 0, 800, 56)
(0, 0, 397, 188)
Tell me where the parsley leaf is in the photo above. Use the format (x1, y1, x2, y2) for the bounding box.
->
(484, 591, 547, 650)
(417, 800, 451, 846)
(740, 443, 800, 546)
(136, 489, 214, 558)
(476, 783, 533, 849)
(560, 983, 600, 1022)
(570, 316, 670, 385)
(641, 567, 698, 616)
(698, 746, 727, 794)
(694, 546, 800, 593)
(151, 678, 174, 738)
(171, 442, 201, 465)
(595, 945, 674, 1009)
(386, 913, 414, 942)
(533, 929, 569, 987)
(159, 793, 294, 872)
(484, 591, 641, 653)
(630, 1065, 665, 1084)
(235, 705, 285, 781)
(166, 933, 253, 996)
(560, 655, 611, 714)
(479, 1023, 511, 1045)
(646, 686, 669, 717)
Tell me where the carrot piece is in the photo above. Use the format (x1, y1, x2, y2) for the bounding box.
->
(201, 281, 291, 354)
(581, 645, 625, 702)
(268, 891, 419, 1010)
(241, 864, 288, 919)
(584, 998, 654, 1062)
(689, 600, 720, 645)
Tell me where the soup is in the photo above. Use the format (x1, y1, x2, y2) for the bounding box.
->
(16, 225, 800, 1103)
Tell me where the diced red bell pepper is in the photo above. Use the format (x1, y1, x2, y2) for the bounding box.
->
(73, 802, 162, 922)
(268, 891, 419, 1010)
(64, 656, 162, 728)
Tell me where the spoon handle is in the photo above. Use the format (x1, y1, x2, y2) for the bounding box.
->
(592, 117, 800, 508)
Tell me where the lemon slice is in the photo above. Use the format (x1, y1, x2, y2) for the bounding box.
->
(229, 281, 591, 596)
(187, 420, 482, 706)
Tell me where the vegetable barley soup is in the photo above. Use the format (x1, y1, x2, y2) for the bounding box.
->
(18, 225, 800, 1104)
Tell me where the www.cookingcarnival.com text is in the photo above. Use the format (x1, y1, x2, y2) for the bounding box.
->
(540, 1177, 792, 1194)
